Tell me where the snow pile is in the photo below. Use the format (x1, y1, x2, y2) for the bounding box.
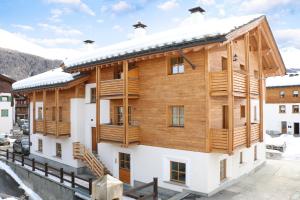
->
(65, 14, 263, 68)
(12, 67, 74, 90)
(266, 73, 300, 87)
(0, 161, 42, 200)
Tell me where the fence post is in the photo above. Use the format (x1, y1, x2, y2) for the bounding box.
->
(153, 177, 158, 200)
(45, 163, 48, 177)
(71, 172, 75, 188)
(12, 153, 15, 163)
(32, 158, 35, 171)
(6, 149, 9, 160)
(22, 155, 24, 166)
(60, 168, 64, 183)
(89, 178, 93, 195)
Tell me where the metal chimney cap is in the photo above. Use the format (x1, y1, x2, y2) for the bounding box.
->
(189, 6, 205, 14)
(84, 40, 95, 44)
(133, 21, 147, 29)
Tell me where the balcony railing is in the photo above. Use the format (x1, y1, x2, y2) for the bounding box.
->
(34, 120, 70, 136)
(36, 120, 44, 133)
(100, 78, 139, 98)
(251, 123, 260, 142)
(233, 126, 247, 148)
(211, 128, 229, 152)
(100, 124, 140, 144)
(250, 78, 259, 96)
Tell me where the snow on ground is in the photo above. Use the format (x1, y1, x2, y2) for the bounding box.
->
(0, 161, 42, 200)
(265, 134, 300, 160)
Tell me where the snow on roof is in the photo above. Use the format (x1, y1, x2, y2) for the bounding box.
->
(12, 68, 75, 91)
(65, 13, 263, 68)
(266, 73, 300, 87)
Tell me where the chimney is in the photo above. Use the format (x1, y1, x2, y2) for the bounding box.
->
(83, 40, 95, 51)
(188, 6, 206, 14)
(132, 21, 147, 38)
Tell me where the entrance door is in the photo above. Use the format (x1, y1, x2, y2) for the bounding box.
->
(220, 159, 227, 182)
(294, 123, 300, 134)
(91, 127, 97, 152)
(119, 153, 130, 184)
(281, 121, 287, 134)
(222, 105, 229, 129)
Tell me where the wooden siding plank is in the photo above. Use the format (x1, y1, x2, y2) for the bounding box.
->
(227, 42, 234, 154)
(245, 33, 251, 148)
(258, 26, 264, 142)
(123, 61, 129, 146)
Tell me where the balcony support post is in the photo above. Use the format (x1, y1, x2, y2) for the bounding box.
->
(258, 26, 264, 142)
(245, 33, 251, 148)
(33, 91, 36, 134)
(43, 90, 47, 136)
(227, 42, 234, 154)
(96, 66, 101, 143)
(204, 48, 211, 152)
(123, 60, 129, 147)
(55, 88, 59, 137)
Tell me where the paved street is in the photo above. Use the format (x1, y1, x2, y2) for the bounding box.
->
(202, 159, 300, 200)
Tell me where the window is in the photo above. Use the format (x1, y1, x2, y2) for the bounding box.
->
(279, 105, 286, 113)
(293, 105, 299, 113)
(280, 91, 285, 98)
(59, 106, 63, 122)
(222, 57, 227, 71)
(37, 107, 43, 120)
(240, 105, 245, 118)
(52, 107, 56, 121)
(115, 106, 132, 125)
(170, 161, 186, 184)
(38, 139, 43, 152)
(170, 57, 184, 74)
(1, 96, 8, 102)
(254, 106, 257, 121)
(239, 152, 243, 164)
(240, 64, 245, 71)
(1, 109, 8, 117)
(56, 143, 62, 158)
(293, 91, 299, 97)
(170, 106, 184, 127)
(90, 88, 96, 103)
(254, 146, 257, 161)
(119, 153, 130, 170)
(220, 159, 227, 181)
(254, 70, 259, 79)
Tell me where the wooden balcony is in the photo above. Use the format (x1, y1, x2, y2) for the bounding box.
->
(36, 120, 44, 133)
(250, 78, 259, 97)
(233, 126, 247, 148)
(58, 121, 71, 136)
(46, 121, 56, 135)
(210, 71, 246, 97)
(34, 120, 70, 136)
(100, 78, 139, 99)
(100, 124, 140, 144)
(251, 123, 260, 142)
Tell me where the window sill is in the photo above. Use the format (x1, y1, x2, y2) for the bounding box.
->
(169, 126, 184, 128)
(164, 181, 188, 188)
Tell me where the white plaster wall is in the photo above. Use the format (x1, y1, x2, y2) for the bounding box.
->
(98, 142, 265, 195)
(0, 93, 13, 134)
(264, 103, 300, 134)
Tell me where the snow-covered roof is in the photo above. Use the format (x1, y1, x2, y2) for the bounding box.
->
(266, 73, 300, 87)
(65, 13, 263, 69)
(12, 68, 77, 91)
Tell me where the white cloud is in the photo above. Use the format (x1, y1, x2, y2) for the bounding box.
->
(12, 24, 34, 31)
(38, 23, 82, 36)
(280, 47, 300, 68)
(49, 8, 72, 22)
(240, 0, 292, 13)
(31, 38, 82, 47)
(112, 25, 123, 32)
(158, 0, 179, 11)
(275, 29, 300, 49)
(47, 0, 95, 16)
(97, 19, 104, 23)
(112, 1, 131, 12)
(196, 0, 215, 6)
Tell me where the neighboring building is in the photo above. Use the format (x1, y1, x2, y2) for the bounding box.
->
(265, 73, 300, 134)
(14, 94, 29, 121)
(13, 8, 285, 196)
(0, 74, 15, 134)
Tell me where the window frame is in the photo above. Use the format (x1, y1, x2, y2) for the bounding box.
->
(170, 105, 184, 127)
(292, 105, 299, 113)
(169, 56, 185, 75)
(280, 91, 285, 98)
(254, 146, 257, 161)
(90, 87, 96, 103)
(37, 107, 43, 120)
(293, 91, 299, 97)
(115, 106, 132, 125)
(38, 139, 43, 153)
(239, 152, 243, 164)
(56, 143, 62, 158)
(170, 161, 186, 184)
(279, 105, 286, 113)
(1, 109, 9, 117)
(240, 105, 246, 118)
(119, 152, 130, 170)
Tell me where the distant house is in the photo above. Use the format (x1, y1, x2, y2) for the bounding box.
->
(14, 94, 29, 121)
(265, 72, 300, 134)
(13, 7, 285, 196)
(0, 74, 15, 134)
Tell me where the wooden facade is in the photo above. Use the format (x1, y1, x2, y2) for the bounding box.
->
(16, 17, 285, 154)
(266, 86, 300, 103)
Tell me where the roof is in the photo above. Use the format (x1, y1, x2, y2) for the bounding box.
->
(64, 14, 264, 71)
(12, 68, 82, 91)
(266, 73, 300, 88)
(0, 74, 15, 83)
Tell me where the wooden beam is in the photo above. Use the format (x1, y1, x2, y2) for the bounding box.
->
(33, 91, 36, 134)
(96, 67, 101, 143)
(258, 27, 264, 142)
(55, 88, 59, 137)
(123, 60, 129, 147)
(227, 42, 234, 154)
(43, 90, 47, 136)
(204, 49, 211, 152)
(245, 33, 251, 148)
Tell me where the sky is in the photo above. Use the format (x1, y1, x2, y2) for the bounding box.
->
(0, 0, 299, 68)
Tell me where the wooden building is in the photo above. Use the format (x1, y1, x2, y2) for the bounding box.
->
(13, 8, 285, 196)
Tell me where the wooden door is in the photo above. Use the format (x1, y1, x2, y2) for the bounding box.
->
(281, 121, 287, 134)
(294, 123, 299, 134)
(119, 153, 130, 184)
(222, 105, 229, 129)
(220, 159, 227, 182)
(92, 127, 97, 152)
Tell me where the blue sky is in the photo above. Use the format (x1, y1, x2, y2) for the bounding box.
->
(0, 0, 300, 67)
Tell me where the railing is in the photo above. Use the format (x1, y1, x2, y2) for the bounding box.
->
(250, 78, 259, 96)
(58, 122, 70, 136)
(100, 78, 139, 97)
(100, 124, 140, 143)
(210, 71, 246, 96)
(211, 128, 229, 151)
(251, 123, 260, 142)
(124, 178, 158, 200)
(0, 149, 93, 195)
(35, 120, 70, 136)
(233, 126, 247, 148)
(46, 120, 56, 135)
(35, 120, 43, 133)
